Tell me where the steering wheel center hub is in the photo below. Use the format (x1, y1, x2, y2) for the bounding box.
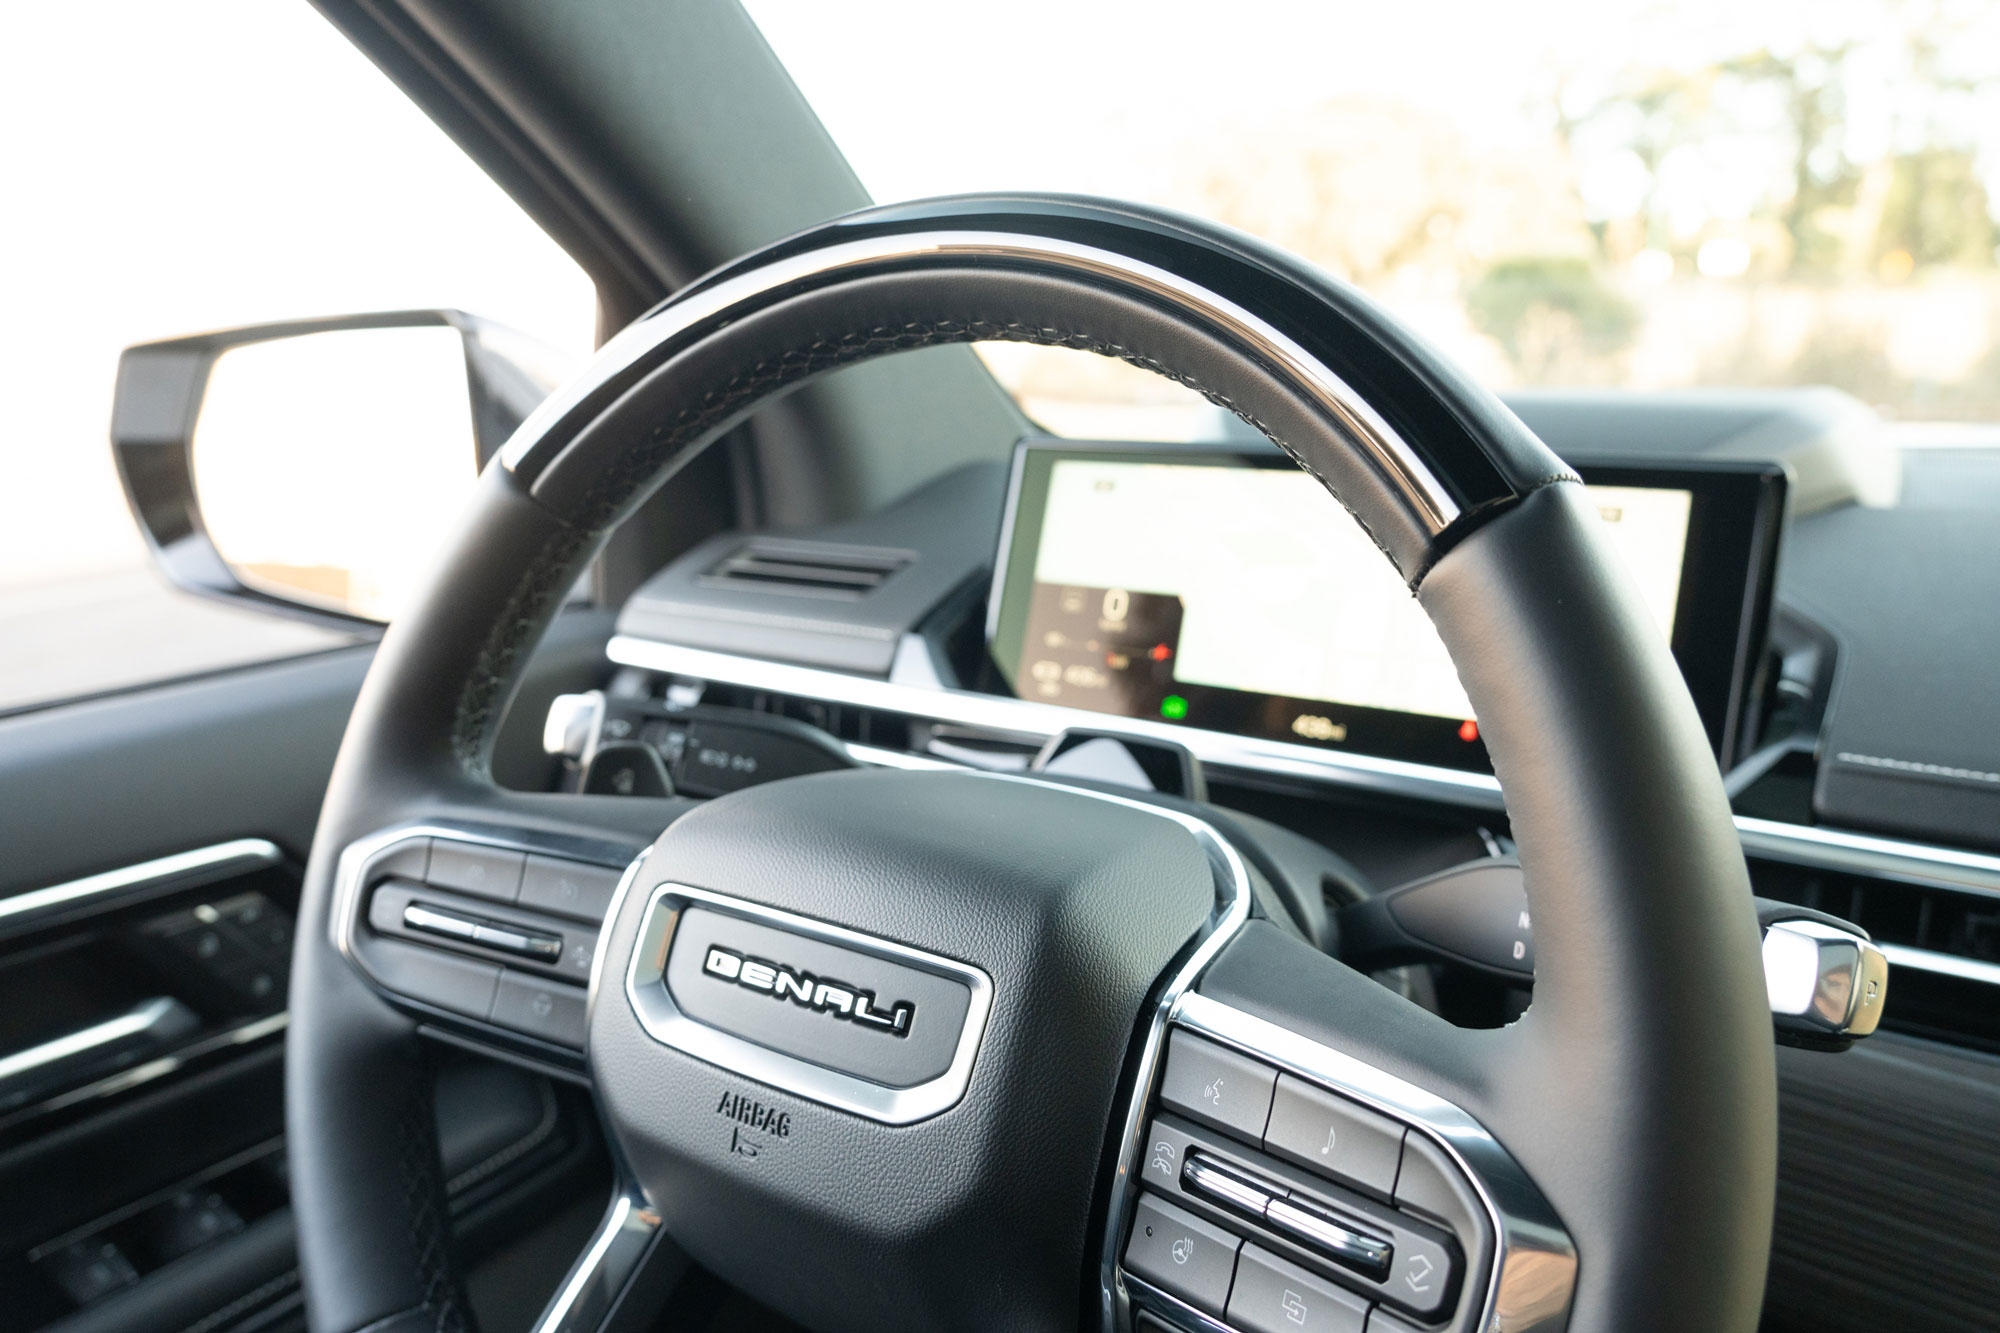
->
(587, 769, 1221, 1332)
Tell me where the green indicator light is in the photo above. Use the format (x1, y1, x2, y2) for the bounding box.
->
(1160, 694, 1189, 721)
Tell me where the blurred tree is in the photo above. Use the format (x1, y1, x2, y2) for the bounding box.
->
(1559, 4, 1999, 280)
(1465, 257, 1640, 381)
(1176, 98, 1586, 288)
(1723, 46, 1861, 275)
(1878, 148, 1997, 271)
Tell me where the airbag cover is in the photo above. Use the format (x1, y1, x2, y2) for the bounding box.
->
(589, 768, 1217, 1333)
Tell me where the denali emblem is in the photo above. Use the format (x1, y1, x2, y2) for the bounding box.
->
(703, 945, 914, 1037)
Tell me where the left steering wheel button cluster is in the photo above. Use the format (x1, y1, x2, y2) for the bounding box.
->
(351, 835, 617, 1053)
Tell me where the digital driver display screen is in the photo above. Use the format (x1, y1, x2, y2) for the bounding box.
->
(989, 443, 1785, 773)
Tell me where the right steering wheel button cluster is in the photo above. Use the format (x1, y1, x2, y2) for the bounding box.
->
(1132, 1032, 1478, 1329)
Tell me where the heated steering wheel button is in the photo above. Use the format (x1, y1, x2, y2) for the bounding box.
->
(1124, 1193, 1241, 1317)
(1265, 1074, 1405, 1198)
(1228, 1244, 1368, 1333)
(1160, 1031, 1276, 1142)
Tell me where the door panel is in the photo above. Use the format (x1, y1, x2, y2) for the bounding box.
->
(0, 606, 618, 1332)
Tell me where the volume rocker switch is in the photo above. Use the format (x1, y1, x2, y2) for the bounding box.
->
(1264, 1196, 1393, 1281)
(1181, 1152, 1276, 1218)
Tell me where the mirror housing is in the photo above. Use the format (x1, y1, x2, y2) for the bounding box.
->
(110, 309, 566, 625)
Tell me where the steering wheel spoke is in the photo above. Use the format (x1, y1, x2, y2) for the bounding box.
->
(526, 1171, 686, 1333)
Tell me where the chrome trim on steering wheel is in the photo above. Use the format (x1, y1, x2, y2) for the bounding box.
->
(498, 230, 1460, 533)
(528, 1180, 670, 1333)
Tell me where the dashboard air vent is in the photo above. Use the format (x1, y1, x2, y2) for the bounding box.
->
(1750, 857, 2000, 1050)
(701, 540, 911, 600)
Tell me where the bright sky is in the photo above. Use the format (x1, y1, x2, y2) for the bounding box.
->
(745, 0, 2000, 207)
(4, 0, 1995, 600)
(748, 0, 2000, 423)
(0, 2, 595, 587)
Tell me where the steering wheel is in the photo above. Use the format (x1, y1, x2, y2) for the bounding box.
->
(289, 196, 1776, 1333)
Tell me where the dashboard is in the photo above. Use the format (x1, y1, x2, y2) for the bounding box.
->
(988, 442, 1785, 773)
(593, 390, 2000, 1333)
(599, 391, 2000, 1333)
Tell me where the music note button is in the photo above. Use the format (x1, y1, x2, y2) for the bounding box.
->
(1262, 1074, 1406, 1198)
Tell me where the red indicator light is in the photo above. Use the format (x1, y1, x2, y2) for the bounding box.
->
(1458, 719, 1480, 743)
(1150, 643, 1172, 662)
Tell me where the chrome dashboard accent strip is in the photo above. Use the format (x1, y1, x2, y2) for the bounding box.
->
(842, 741, 959, 771)
(1170, 992, 1577, 1333)
(501, 232, 1459, 532)
(1734, 815, 2000, 898)
(606, 636, 1509, 808)
(622, 883, 995, 1126)
(609, 637, 2000, 913)
(1879, 942, 2000, 988)
(0, 838, 283, 931)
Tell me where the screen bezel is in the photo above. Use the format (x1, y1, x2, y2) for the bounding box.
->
(987, 438, 1787, 773)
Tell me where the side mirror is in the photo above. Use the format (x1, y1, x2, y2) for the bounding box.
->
(110, 310, 573, 624)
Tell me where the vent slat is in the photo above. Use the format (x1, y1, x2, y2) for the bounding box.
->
(701, 542, 910, 599)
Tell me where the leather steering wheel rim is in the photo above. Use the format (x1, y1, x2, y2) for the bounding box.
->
(288, 194, 1776, 1333)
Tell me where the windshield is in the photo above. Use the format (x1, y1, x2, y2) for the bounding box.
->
(747, 1, 2000, 434)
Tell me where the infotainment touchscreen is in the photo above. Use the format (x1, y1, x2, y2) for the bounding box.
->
(989, 442, 1785, 773)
